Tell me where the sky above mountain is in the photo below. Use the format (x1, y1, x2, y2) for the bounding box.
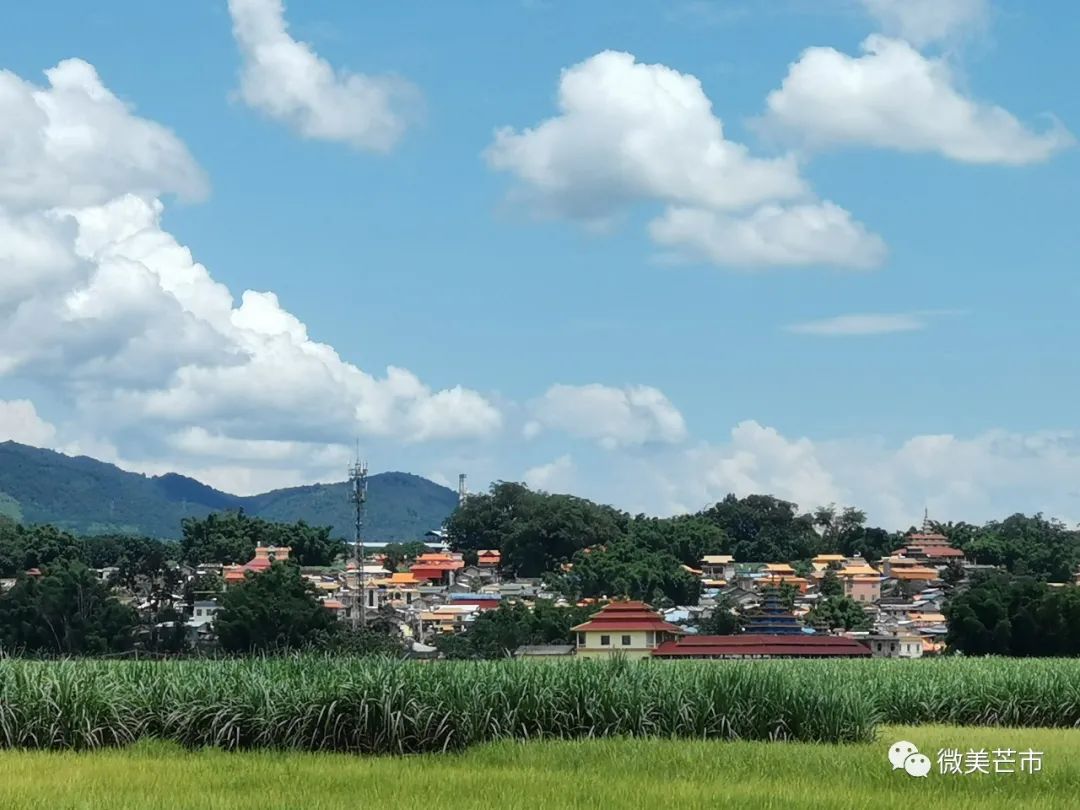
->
(0, 0, 1077, 529)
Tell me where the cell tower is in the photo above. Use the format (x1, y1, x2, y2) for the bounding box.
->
(458, 473, 467, 506)
(349, 456, 368, 630)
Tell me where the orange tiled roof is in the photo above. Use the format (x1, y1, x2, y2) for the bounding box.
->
(840, 564, 879, 577)
(893, 567, 940, 580)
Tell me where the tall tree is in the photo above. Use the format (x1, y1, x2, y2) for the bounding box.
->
(0, 561, 137, 655)
(702, 494, 821, 562)
(698, 598, 743, 635)
(820, 568, 844, 598)
(214, 563, 338, 653)
(808, 595, 872, 631)
(180, 513, 342, 567)
(555, 540, 700, 606)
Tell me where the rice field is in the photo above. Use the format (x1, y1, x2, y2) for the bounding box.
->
(2, 657, 1080, 755)
(2, 725, 1079, 809)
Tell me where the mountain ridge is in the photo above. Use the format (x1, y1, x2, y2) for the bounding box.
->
(0, 441, 458, 540)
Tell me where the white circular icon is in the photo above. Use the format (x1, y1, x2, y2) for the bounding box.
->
(888, 740, 918, 770)
(904, 752, 932, 777)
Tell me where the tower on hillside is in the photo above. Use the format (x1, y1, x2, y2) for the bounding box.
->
(349, 456, 368, 629)
(458, 473, 467, 506)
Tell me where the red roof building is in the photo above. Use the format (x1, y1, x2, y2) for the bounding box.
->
(477, 549, 501, 568)
(410, 552, 465, 584)
(571, 601, 683, 659)
(652, 634, 871, 659)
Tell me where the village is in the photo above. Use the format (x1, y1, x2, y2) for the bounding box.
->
(161, 521, 1016, 660)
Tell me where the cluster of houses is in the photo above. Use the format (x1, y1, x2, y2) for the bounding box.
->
(179, 541, 530, 652)
(155, 523, 991, 659)
(6, 521, 1007, 657)
(683, 528, 975, 659)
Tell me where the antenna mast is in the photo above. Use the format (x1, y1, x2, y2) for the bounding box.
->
(349, 455, 368, 630)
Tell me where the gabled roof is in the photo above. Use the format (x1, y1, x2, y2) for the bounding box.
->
(571, 600, 684, 634)
(764, 563, 796, 573)
(892, 567, 940, 580)
(839, 564, 879, 577)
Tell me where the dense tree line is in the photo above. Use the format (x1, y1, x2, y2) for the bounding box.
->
(179, 512, 344, 567)
(946, 572, 1080, 656)
(0, 518, 179, 581)
(447, 484, 1080, 608)
(0, 514, 364, 657)
(0, 561, 138, 655)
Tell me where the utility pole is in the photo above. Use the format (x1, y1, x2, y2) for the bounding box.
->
(349, 455, 368, 630)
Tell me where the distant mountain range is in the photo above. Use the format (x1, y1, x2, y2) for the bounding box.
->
(0, 441, 459, 541)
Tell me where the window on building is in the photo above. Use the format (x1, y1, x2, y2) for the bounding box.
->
(621, 635, 631, 646)
(600, 635, 610, 646)
(576, 633, 584, 647)
(646, 631, 655, 646)
(876, 642, 882, 651)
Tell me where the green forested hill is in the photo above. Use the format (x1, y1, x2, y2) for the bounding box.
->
(0, 442, 458, 540)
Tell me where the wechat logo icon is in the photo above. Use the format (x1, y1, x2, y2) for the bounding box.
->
(889, 741, 931, 777)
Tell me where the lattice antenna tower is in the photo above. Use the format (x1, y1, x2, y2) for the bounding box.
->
(349, 454, 368, 629)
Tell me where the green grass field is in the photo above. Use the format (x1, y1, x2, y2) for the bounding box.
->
(2, 725, 1077, 810)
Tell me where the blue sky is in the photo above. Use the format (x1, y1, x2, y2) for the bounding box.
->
(0, 0, 1077, 529)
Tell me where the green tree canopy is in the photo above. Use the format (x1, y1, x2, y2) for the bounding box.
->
(701, 494, 821, 562)
(446, 482, 628, 578)
(808, 595, 872, 631)
(960, 514, 1080, 582)
(180, 512, 343, 567)
(0, 561, 137, 655)
(944, 572, 1080, 656)
(697, 598, 743, 635)
(555, 540, 701, 606)
(214, 563, 339, 653)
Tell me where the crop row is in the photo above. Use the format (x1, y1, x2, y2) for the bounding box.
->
(0, 657, 1078, 752)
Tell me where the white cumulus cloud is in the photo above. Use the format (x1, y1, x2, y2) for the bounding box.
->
(524, 454, 576, 493)
(574, 422, 1080, 529)
(650, 202, 886, 269)
(0, 59, 208, 212)
(228, 0, 419, 151)
(859, 0, 988, 47)
(526, 384, 688, 449)
(762, 35, 1073, 165)
(487, 50, 882, 269)
(0, 59, 501, 492)
(0, 400, 58, 446)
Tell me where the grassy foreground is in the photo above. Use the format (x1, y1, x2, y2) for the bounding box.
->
(1, 726, 1078, 810)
